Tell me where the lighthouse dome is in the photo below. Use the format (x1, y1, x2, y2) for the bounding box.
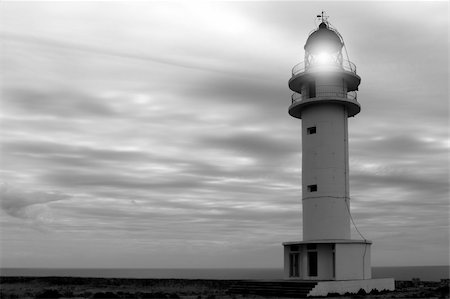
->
(304, 22, 343, 54)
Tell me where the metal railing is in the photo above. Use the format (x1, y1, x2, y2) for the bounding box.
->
(292, 59, 357, 76)
(291, 89, 357, 104)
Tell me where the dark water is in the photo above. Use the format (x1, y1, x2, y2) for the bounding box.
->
(1, 266, 448, 281)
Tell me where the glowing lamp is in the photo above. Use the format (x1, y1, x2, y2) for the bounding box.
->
(315, 52, 334, 65)
(304, 22, 344, 70)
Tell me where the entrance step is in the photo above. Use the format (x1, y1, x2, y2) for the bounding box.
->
(228, 280, 318, 298)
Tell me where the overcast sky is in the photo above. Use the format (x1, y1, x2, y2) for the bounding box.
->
(0, 1, 448, 269)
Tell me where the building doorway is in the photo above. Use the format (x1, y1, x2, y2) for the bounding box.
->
(308, 251, 318, 277)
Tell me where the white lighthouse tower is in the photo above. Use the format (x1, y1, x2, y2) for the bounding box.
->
(282, 14, 394, 295)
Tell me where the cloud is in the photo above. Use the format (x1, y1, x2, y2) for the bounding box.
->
(0, 32, 243, 77)
(0, 185, 70, 221)
(350, 135, 448, 197)
(354, 135, 448, 157)
(200, 130, 298, 161)
(2, 139, 150, 163)
(2, 88, 117, 118)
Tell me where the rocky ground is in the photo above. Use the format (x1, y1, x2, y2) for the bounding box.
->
(0, 277, 448, 299)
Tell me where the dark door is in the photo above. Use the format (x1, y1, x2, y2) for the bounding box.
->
(308, 251, 318, 277)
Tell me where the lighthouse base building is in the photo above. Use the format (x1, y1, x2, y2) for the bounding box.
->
(282, 16, 394, 296)
(282, 239, 394, 296)
(282, 241, 394, 296)
(283, 240, 371, 281)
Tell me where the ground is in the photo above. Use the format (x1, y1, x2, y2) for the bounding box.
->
(0, 277, 448, 299)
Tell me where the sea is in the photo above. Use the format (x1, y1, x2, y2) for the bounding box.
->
(0, 266, 448, 282)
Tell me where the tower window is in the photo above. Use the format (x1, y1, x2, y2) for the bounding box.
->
(307, 185, 317, 192)
(307, 126, 316, 134)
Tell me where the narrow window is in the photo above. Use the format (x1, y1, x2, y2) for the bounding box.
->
(332, 243, 336, 278)
(307, 184, 317, 192)
(290, 253, 300, 277)
(332, 251, 336, 278)
(307, 126, 316, 135)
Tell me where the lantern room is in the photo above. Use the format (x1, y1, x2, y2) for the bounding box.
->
(304, 22, 344, 70)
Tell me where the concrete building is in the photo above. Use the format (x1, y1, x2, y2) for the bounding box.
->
(282, 15, 394, 295)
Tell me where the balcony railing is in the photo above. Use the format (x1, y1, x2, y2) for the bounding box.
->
(291, 88, 357, 104)
(292, 59, 357, 76)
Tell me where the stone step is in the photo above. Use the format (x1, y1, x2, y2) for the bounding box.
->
(228, 280, 317, 298)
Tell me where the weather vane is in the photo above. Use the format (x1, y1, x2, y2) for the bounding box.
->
(317, 11, 329, 24)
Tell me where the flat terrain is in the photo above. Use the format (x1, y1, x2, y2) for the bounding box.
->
(0, 277, 448, 299)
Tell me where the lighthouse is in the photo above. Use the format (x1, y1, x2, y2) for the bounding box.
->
(282, 14, 394, 294)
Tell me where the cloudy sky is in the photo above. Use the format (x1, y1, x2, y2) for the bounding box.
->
(0, 1, 448, 269)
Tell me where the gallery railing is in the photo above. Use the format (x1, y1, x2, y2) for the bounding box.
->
(291, 88, 357, 104)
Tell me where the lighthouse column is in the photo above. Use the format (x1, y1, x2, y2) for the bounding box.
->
(302, 102, 351, 240)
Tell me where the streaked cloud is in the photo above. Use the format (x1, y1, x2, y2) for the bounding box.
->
(0, 1, 448, 268)
(0, 186, 70, 221)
